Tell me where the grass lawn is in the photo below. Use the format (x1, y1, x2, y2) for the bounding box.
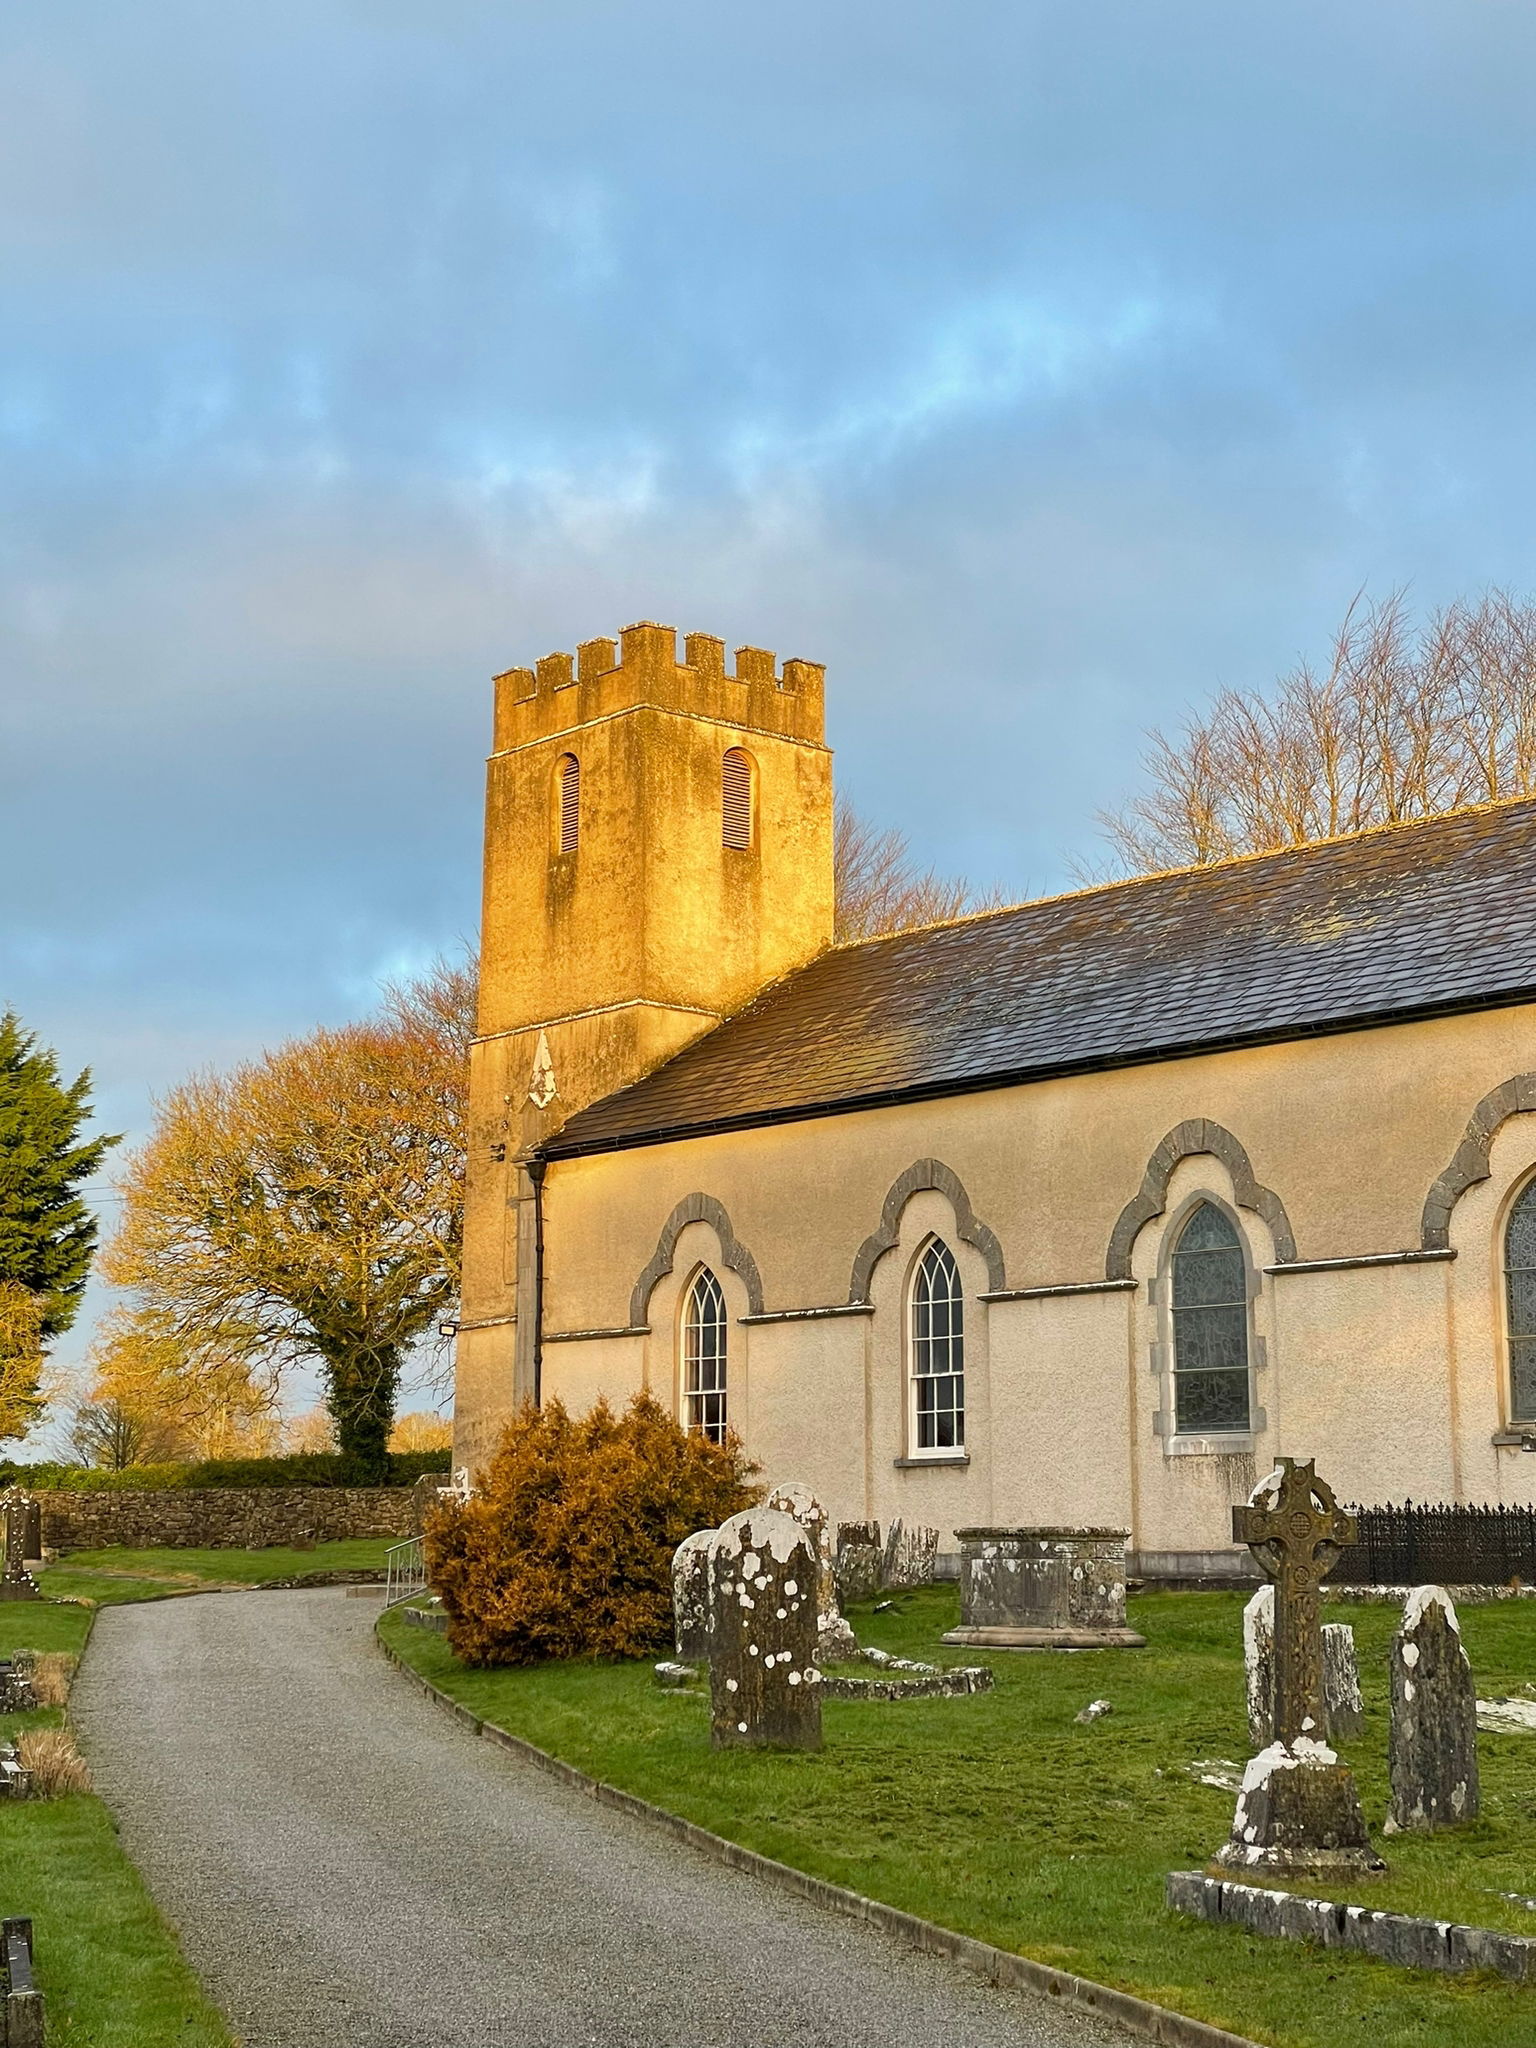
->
(36, 1536, 394, 1605)
(380, 1586, 1536, 2048)
(0, 1594, 234, 2045)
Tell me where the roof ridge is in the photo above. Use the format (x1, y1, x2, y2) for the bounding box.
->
(828, 789, 1536, 958)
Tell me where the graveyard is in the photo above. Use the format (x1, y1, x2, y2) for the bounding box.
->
(382, 1579, 1536, 2048)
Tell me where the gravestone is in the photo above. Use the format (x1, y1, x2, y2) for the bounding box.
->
(1217, 1459, 1383, 1876)
(943, 1528, 1145, 1649)
(763, 1482, 857, 1660)
(411, 1472, 451, 1535)
(1385, 1586, 1480, 1833)
(883, 1518, 940, 1588)
(671, 1527, 717, 1661)
(707, 1507, 821, 1750)
(0, 1495, 39, 1605)
(1245, 1587, 1363, 1745)
(835, 1522, 884, 1605)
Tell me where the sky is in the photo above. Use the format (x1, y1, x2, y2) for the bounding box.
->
(6, 0, 1536, 1402)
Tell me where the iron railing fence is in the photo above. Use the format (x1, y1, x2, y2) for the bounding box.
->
(384, 1536, 428, 1609)
(1331, 1501, 1536, 1586)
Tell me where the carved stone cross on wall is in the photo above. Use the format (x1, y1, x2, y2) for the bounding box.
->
(1232, 1458, 1356, 1749)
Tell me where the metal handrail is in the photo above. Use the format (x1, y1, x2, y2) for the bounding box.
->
(384, 1536, 428, 1609)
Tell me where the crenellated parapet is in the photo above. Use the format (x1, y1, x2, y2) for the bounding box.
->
(492, 621, 826, 753)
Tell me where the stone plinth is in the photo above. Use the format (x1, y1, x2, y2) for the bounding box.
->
(1216, 1741, 1385, 1878)
(671, 1527, 716, 1662)
(707, 1507, 821, 1751)
(942, 1528, 1145, 1650)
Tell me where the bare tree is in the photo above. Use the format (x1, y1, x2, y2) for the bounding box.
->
(1097, 590, 1536, 873)
(834, 799, 1005, 941)
(69, 1394, 184, 1470)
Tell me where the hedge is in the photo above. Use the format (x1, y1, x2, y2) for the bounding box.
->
(0, 1449, 452, 1492)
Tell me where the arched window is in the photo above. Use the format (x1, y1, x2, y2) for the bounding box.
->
(683, 1266, 728, 1443)
(1170, 1202, 1251, 1434)
(1505, 1179, 1536, 1422)
(910, 1238, 964, 1452)
(722, 748, 753, 849)
(556, 754, 580, 853)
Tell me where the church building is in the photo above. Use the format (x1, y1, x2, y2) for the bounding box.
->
(453, 621, 1536, 1577)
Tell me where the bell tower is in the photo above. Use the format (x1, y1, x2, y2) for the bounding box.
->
(453, 621, 835, 1467)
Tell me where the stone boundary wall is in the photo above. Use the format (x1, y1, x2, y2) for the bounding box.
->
(1167, 1871, 1536, 1984)
(42, 1487, 417, 1553)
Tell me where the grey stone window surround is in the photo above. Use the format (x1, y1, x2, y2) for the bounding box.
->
(847, 1159, 1006, 1304)
(629, 1193, 765, 1327)
(894, 1453, 971, 1470)
(1106, 1118, 1296, 1282)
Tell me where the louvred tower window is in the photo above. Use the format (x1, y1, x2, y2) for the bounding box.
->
(722, 748, 753, 850)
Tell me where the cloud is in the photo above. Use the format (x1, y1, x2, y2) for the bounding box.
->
(4, 0, 1536, 1379)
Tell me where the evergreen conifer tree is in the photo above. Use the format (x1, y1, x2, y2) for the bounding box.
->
(0, 1010, 116, 1339)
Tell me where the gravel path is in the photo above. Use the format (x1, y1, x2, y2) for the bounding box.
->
(73, 1589, 1130, 2048)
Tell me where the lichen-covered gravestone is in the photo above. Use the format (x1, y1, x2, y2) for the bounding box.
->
(0, 1493, 39, 1605)
(835, 1522, 884, 1605)
(763, 1482, 857, 1661)
(1385, 1586, 1480, 1834)
(883, 1518, 940, 1589)
(707, 1507, 822, 1750)
(1245, 1587, 1363, 1745)
(671, 1528, 716, 1662)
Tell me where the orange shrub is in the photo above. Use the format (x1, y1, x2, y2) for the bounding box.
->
(425, 1392, 756, 1666)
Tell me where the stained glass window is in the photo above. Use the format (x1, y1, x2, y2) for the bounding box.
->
(911, 1239, 965, 1451)
(1171, 1202, 1251, 1434)
(683, 1267, 728, 1443)
(1506, 1180, 1536, 1423)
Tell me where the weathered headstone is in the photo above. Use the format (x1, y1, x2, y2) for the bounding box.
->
(671, 1527, 716, 1661)
(763, 1482, 857, 1660)
(707, 1507, 822, 1751)
(1217, 1459, 1383, 1875)
(834, 1522, 884, 1605)
(1242, 1584, 1274, 1748)
(1385, 1586, 1480, 1834)
(943, 1528, 1145, 1649)
(411, 1471, 451, 1535)
(883, 1519, 940, 1588)
(1245, 1587, 1363, 1746)
(1323, 1623, 1365, 1743)
(0, 1494, 40, 1605)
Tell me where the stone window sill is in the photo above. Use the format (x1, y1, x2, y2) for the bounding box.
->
(1492, 1427, 1536, 1449)
(1164, 1434, 1256, 1459)
(894, 1453, 971, 1469)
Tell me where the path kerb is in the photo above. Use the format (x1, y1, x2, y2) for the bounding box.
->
(375, 1623, 1264, 2048)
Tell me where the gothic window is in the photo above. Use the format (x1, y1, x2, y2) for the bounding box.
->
(1505, 1178, 1536, 1422)
(722, 748, 753, 849)
(910, 1238, 964, 1452)
(556, 754, 580, 853)
(683, 1266, 728, 1443)
(1170, 1202, 1252, 1434)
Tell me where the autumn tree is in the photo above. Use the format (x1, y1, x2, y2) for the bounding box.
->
(105, 968, 467, 1480)
(834, 799, 1004, 941)
(0, 1012, 117, 1445)
(1098, 590, 1536, 873)
(84, 1305, 282, 1462)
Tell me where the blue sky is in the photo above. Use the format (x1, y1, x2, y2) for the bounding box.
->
(5, 1, 1536, 1392)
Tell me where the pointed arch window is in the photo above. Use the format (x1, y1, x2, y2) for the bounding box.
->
(910, 1238, 964, 1451)
(683, 1266, 728, 1443)
(556, 754, 580, 853)
(1170, 1202, 1251, 1434)
(1504, 1178, 1536, 1422)
(722, 748, 753, 849)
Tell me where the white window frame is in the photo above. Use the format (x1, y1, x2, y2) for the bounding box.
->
(681, 1265, 728, 1444)
(907, 1236, 966, 1457)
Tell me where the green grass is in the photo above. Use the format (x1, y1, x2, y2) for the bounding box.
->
(380, 1587, 1536, 2048)
(36, 1536, 393, 1605)
(0, 1595, 231, 2045)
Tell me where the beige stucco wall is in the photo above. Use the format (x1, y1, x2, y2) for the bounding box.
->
(455, 999, 1536, 1557)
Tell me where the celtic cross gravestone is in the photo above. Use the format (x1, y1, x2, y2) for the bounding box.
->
(1217, 1459, 1382, 1875)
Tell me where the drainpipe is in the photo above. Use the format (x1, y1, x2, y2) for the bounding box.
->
(528, 1153, 547, 1407)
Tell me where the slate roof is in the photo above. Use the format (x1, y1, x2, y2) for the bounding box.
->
(545, 798, 1536, 1158)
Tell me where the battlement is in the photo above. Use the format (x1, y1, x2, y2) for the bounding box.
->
(491, 621, 826, 753)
